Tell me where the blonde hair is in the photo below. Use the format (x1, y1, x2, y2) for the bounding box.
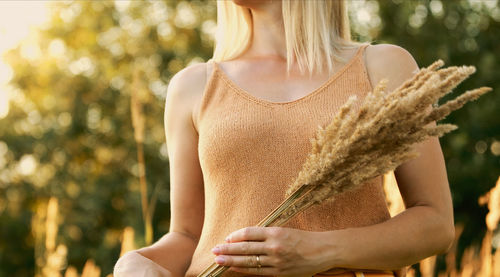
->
(212, 0, 368, 76)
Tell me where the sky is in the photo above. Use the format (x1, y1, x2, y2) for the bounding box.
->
(0, 1, 50, 118)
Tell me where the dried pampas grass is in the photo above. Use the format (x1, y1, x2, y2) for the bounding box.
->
(198, 60, 492, 277)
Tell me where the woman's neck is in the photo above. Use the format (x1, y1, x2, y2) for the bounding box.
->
(239, 2, 287, 60)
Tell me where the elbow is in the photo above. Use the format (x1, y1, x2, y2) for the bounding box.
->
(418, 202, 455, 255)
(417, 205, 455, 255)
(432, 217, 455, 255)
(438, 222, 455, 254)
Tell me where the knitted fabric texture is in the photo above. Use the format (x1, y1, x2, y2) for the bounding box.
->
(186, 44, 397, 277)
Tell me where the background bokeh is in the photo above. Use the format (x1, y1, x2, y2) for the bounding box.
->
(0, 0, 498, 276)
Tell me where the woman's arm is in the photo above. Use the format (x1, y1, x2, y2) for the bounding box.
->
(324, 140, 454, 270)
(210, 44, 455, 275)
(114, 63, 207, 277)
(320, 43, 455, 270)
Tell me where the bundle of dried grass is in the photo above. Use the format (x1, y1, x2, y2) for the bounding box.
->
(198, 60, 492, 277)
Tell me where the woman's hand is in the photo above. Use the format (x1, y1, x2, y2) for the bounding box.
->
(114, 250, 174, 277)
(211, 226, 337, 276)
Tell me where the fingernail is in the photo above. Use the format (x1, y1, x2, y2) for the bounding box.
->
(211, 247, 220, 254)
(215, 256, 225, 264)
(225, 236, 230, 242)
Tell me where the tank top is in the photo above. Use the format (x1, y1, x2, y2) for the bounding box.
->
(185, 44, 397, 277)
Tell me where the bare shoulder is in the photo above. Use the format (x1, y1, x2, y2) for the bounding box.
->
(165, 62, 210, 128)
(166, 62, 208, 107)
(364, 43, 420, 92)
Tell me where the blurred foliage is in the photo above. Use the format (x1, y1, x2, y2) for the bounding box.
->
(0, 1, 215, 275)
(373, 0, 500, 268)
(0, 0, 498, 276)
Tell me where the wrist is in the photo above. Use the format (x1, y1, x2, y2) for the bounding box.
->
(314, 229, 350, 270)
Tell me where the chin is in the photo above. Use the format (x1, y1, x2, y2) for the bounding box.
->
(231, 0, 271, 9)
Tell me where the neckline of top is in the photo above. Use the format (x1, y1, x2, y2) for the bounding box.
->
(210, 44, 369, 107)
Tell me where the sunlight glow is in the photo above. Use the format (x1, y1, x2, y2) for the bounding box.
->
(0, 1, 50, 118)
(17, 154, 37, 176)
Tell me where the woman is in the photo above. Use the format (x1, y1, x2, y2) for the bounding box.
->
(114, 1, 455, 276)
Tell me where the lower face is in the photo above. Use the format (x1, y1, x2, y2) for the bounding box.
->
(231, 0, 278, 9)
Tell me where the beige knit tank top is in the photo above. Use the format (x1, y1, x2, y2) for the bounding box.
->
(186, 44, 393, 277)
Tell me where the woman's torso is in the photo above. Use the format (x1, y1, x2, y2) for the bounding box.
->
(186, 44, 397, 277)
